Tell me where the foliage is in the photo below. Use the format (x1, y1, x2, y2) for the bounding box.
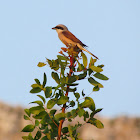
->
(22, 47, 109, 140)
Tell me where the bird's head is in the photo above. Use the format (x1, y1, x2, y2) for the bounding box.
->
(52, 24, 68, 33)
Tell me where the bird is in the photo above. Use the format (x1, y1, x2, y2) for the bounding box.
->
(52, 24, 99, 59)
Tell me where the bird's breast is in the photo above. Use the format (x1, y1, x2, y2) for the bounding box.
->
(58, 33, 77, 47)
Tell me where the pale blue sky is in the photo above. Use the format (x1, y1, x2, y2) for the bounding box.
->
(0, 0, 140, 117)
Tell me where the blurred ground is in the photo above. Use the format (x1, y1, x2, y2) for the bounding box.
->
(0, 102, 140, 140)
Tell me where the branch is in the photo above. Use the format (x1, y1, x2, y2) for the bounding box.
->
(57, 55, 74, 140)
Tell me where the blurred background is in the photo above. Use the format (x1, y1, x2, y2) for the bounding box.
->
(0, 0, 140, 140)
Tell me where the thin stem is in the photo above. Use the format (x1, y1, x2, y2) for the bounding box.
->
(45, 108, 59, 128)
(57, 55, 74, 140)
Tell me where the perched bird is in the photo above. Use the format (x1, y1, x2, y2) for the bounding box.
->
(52, 24, 98, 59)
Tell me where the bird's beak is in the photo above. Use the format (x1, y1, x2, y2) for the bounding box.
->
(52, 27, 56, 30)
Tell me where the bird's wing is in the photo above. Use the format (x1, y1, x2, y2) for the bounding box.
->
(62, 31, 86, 46)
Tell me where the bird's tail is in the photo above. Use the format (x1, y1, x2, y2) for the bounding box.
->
(77, 44, 99, 59)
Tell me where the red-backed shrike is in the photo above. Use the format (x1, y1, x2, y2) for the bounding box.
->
(52, 24, 98, 59)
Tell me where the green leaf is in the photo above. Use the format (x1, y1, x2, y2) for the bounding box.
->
(81, 52, 88, 68)
(30, 87, 42, 93)
(34, 79, 41, 85)
(68, 125, 73, 138)
(31, 84, 40, 88)
(60, 76, 67, 84)
(51, 72, 60, 84)
(94, 73, 109, 80)
(24, 109, 31, 117)
(48, 59, 59, 71)
(54, 84, 64, 93)
(68, 119, 72, 122)
(70, 100, 75, 107)
(69, 87, 77, 92)
(87, 118, 104, 129)
(80, 97, 95, 111)
(89, 65, 103, 73)
(30, 100, 43, 106)
(46, 58, 52, 66)
(22, 136, 28, 140)
(82, 90, 85, 97)
(66, 112, 72, 118)
(71, 109, 77, 118)
(47, 99, 56, 109)
(89, 57, 97, 67)
(22, 133, 33, 140)
(55, 113, 65, 121)
(35, 120, 39, 126)
(67, 83, 79, 86)
(40, 112, 50, 124)
(57, 96, 69, 105)
(97, 64, 104, 68)
(33, 111, 47, 119)
(41, 136, 49, 140)
(68, 75, 78, 83)
(57, 55, 68, 60)
(78, 71, 87, 80)
(50, 109, 57, 117)
(22, 136, 30, 140)
(53, 59, 60, 70)
(30, 106, 44, 115)
(88, 77, 104, 88)
(45, 86, 52, 98)
(34, 131, 41, 139)
(84, 111, 89, 121)
(78, 108, 85, 117)
(74, 92, 80, 100)
(22, 125, 35, 132)
(43, 126, 49, 134)
(94, 108, 103, 114)
(62, 127, 68, 134)
(43, 73, 47, 87)
(37, 62, 46, 67)
(77, 63, 84, 71)
(60, 65, 65, 76)
(90, 108, 103, 118)
(88, 68, 93, 76)
(37, 95, 46, 104)
(24, 115, 30, 120)
(93, 85, 100, 91)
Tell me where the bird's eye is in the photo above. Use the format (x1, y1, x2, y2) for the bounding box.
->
(56, 26, 64, 30)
